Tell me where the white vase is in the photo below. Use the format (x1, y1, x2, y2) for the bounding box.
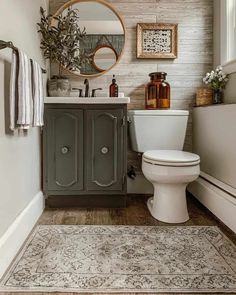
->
(48, 77, 71, 97)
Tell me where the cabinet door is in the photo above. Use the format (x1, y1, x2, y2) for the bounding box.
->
(45, 109, 83, 191)
(86, 109, 124, 191)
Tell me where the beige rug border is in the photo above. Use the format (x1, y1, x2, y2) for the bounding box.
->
(0, 225, 235, 294)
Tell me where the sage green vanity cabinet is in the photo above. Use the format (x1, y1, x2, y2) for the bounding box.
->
(86, 109, 124, 191)
(45, 109, 84, 192)
(43, 104, 127, 207)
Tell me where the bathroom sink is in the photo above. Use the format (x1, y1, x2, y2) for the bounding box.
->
(44, 97, 130, 104)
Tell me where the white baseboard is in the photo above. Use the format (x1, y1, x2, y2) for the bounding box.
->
(127, 172, 153, 194)
(0, 191, 45, 279)
(188, 177, 236, 233)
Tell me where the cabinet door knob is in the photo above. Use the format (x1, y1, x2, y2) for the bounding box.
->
(101, 147, 109, 154)
(61, 146, 69, 154)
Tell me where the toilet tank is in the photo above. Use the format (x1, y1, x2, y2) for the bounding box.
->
(128, 110, 189, 152)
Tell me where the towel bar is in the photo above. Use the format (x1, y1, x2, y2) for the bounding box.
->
(0, 40, 47, 74)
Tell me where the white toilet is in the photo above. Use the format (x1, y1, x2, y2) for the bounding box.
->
(128, 110, 200, 224)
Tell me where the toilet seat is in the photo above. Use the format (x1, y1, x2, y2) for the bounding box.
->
(143, 150, 200, 167)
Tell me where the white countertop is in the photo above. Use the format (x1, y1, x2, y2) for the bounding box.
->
(44, 97, 130, 104)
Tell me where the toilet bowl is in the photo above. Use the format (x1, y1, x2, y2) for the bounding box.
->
(128, 109, 200, 224)
(142, 150, 200, 223)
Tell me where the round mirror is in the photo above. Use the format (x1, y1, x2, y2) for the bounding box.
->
(54, 0, 125, 77)
(93, 45, 118, 72)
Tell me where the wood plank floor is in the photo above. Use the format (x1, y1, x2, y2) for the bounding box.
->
(2, 194, 235, 295)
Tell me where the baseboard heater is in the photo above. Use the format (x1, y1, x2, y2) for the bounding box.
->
(200, 171, 236, 199)
(188, 172, 236, 233)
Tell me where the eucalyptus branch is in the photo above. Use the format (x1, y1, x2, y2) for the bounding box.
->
(37, 7, 89, 78)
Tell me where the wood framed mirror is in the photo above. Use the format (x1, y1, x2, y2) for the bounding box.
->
(92, 45, 118, 72)
(54, 0, 126, 77)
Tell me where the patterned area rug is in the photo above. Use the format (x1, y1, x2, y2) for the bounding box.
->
(0, 225, 236, 293)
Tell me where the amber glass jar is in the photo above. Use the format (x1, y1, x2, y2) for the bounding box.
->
(145, 72, 170, 109)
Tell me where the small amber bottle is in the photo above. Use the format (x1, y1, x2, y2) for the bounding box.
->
(145, 72, 170, 109)
(109, 75, 119, 97)
(145, 74, 157, 109)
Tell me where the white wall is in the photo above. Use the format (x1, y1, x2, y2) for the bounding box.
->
(0, 0, 47, 238)
(213, 0, 236, 103)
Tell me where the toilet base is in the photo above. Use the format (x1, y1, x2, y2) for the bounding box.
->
(147, 184, 189, 224)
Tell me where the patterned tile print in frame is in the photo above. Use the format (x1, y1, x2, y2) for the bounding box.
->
(137, 23, 178, 59)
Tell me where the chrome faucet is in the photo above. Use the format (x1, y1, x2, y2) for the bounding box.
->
(84, 78, 89, 97)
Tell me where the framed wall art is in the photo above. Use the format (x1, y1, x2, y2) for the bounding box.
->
(137, 23, 178, 59)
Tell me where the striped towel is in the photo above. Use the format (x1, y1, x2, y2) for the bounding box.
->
(10, 49, 31, 130)
(9, 50, 44, 130)
(31, 60, 44, 127)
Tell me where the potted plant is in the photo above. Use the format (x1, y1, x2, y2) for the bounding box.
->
(38, 7, 88, 96)
(203, 66, 229, 104)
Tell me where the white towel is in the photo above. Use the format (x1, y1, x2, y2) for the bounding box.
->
(9, 51, 17, 131)
(17, 50, 31, 129)
(31, 60, 44, 127)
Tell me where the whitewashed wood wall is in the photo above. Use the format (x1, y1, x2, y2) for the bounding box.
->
(49, 0, 213, 170)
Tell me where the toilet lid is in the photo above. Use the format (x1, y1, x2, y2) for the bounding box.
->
(143, 150, 200, 166)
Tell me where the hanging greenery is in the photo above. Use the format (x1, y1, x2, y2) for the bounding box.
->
(38, 7, 90, 77)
